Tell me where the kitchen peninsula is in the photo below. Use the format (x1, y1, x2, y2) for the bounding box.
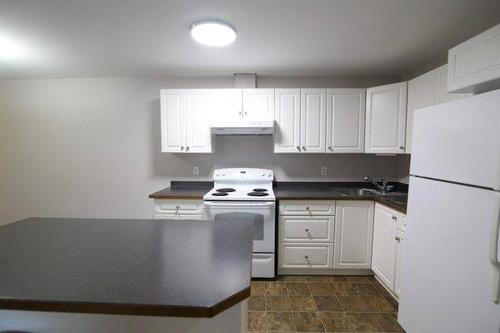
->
(0, 217, 255, 333)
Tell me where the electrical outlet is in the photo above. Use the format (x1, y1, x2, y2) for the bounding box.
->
(321, 166, 327, 177)
(193, 166, 200, 176)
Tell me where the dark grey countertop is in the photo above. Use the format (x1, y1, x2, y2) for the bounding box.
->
(0, 216, 255, 317)
(149, 181, 408, 213)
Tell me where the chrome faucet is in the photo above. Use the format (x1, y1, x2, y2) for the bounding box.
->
(363, 175, 394, 194)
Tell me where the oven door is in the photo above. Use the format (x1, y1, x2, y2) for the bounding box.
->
(204, 201, 275, 253)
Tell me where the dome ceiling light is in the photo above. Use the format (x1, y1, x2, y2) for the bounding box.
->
(190, 20, 236, 47)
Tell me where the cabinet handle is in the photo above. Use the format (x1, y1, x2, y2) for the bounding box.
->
(395, 236, 401, 242)
(304, 255, 309, 259)
(328, 146, 333, 151)
(296, 146, 301, 152)
(244, 111, 247, 116)
(180, 146, 184, 151)
(306, 206, 310, 210)
(399, 146, 405, 150)
(302, 146, 306, 151)
(186, 146, 190, 152)
(392, 216, 397, 221)
(305, 228, 310, 232)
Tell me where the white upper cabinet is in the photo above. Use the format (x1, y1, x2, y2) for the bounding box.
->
(406, 65, 470, 153)
(334, 201, 374, 269)
(242, 89, 275, 121)
(372, 203, 399, 291)
(274, 89, 301, 153)
(448, 23, 500, 93)
(365, 82, 407, 154)
(161, 89, 185, 153)
(161, 89, 212, 153)
(326, 89, 365, 153)
(185, 90, 212, 153)
(300, 89, 326, 153)
(209, 89, 243, 122)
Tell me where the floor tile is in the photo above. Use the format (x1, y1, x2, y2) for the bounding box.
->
(313, 296, 343, 311)
(248, 311, 267, 331)
(330, 282, 359, 296)
(251, 281, 266, 295)
(346, 313, 381, 331)
(287, 282, 311, 295)
(328, 275, 348, 282)
(305, 275, 330, 282)
(290, 296, 317, 311)
(336, 296, 371, 312)
(266, 281, 288, 295)
(267, 311, 296, 331)
(364, 295, 396, 312)
(308, 282, 334, 296)
(319, 311, 352, 332)
(293, 311, 325, 332)
(351, 283, 381, 296)
(345, 275, 375, 283)
(248, 296, 266, 311)
(266, 295, 292, 311)
(371, 313, 404, 332)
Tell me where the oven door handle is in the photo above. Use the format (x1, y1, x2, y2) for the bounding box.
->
(203, 201, 275, 208)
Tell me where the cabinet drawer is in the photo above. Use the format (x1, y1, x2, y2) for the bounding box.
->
(279, 243, 333, 269)
(154, 200, 204, 215)
(154, 214, 204, 220)
(279, 200, 335, 215)
(280, 216, 334, 242)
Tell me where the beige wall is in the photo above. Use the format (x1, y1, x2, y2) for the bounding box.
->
(0, 76, 409, 224)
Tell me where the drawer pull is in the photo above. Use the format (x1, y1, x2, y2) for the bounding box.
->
(395, 236, 401, 242)
(392, 215, 397, 221)
(305, 228, 310, 232)
(306, 206, 310, 210)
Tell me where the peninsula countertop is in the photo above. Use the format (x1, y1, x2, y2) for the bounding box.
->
(0, 217, 255, 318)
(149, 181, 408, 213)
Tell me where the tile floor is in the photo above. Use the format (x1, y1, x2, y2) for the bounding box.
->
(248, 275, 404, 333)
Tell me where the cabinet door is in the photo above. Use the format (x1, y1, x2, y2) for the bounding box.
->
(242, 89, 275, 121)
(334, 201, 374, 269)
(406, 73, 433, 154)
(300, 89, 326, 153)
(274, 89, 301, 153)
(433, 65, 471, 104)
(326, 89, 365, 153)
(447, 23, 500, 93)
(209, 89, 242, 122)
(160, 89, 186, 153)
(185, 90, 212, 153)
(365, 82, 407, 154)
(394, 227, 406, 297)
(372, 204, 398, 290)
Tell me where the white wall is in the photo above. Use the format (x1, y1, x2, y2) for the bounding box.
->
(0, 76, 409, 224)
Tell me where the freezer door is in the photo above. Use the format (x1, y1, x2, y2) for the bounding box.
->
(398, 176, 500, 333)
(410, 88, 500, 190)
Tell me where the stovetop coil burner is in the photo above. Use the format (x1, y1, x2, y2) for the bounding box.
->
(212, 192, 229, 196)
(216, 188, 236, 193)
(247, 192, 269, 197)
(252, 188, 268, 192)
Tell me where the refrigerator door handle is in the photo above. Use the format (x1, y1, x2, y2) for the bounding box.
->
(490, 212, 500, 303)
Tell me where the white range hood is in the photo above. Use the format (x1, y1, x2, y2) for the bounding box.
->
(210, 120, 274, 135)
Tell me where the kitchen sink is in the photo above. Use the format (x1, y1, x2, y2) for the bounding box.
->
(382, 193, 408, 204)
(333, 188, 381, 196)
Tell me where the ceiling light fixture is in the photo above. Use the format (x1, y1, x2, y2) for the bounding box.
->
(0, 34, 28, 61)
(190, 20, 236, 47)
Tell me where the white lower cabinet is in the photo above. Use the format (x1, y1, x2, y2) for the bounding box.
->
(334, 201, 374, 269)
(153, 199, 204, 220)
(278, 200, 335, 272)
(372, 203, 406, 298)
(394, 226, 406, 297)
(280, 243, 333, 269)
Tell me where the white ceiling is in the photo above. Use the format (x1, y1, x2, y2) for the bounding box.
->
(0, 0, 499, 78)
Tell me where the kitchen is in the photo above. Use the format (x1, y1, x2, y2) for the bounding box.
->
(0, 1, 500, 332)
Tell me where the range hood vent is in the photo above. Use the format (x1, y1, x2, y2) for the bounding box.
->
(210, 120, 274, 135)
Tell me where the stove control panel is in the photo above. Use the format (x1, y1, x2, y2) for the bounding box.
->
(213, 168, 274, 182)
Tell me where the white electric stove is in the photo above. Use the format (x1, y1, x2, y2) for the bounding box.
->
(203, 168, 276, 278)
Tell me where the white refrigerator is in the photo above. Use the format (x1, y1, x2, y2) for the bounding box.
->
(398, 89, 500, 333)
